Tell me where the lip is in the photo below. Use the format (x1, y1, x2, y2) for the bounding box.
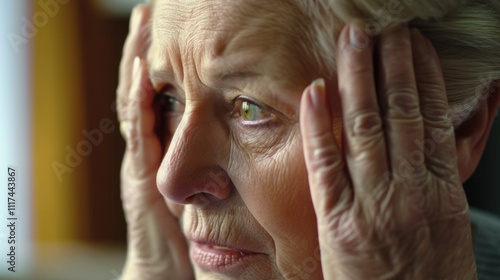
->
(189, 240, 267, 272)
(182, 210, 271, 274)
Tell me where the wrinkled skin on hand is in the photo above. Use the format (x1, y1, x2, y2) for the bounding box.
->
(117, 5, 193, 280)
(300, 24, 477, 279)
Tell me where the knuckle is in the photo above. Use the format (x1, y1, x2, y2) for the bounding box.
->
(421, 99, 451, 124)
(307, 133, 343, 171)
(127, 99, 140, 121)
(422, 97, 450, 117)
(117, 111, 127, 124)
(117, 96, 128, 117)
(347, 111, 383, 138)
(311, 144, 344, 174)
(385, 89, 421, 119)
(126, 126, 139, 152)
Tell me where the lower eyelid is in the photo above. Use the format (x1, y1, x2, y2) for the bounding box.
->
(238, 113, 279, 127)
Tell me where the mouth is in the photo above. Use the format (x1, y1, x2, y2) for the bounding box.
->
(190, 240, 267, 272)
(181, 207, 273, 274)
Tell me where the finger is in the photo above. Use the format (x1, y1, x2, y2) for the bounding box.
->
(411, 31, 466, 220)
(411, 30, 458, 176)
(376, 24, 425, 182)
(121, 57, 161, 206)
(336, 25, 389, 192)
(125, 57, 161, 179)
(121, 57, 164, 233)
(117, 4, 151, 124)
(118, 27, 193, 278)
(300, 78, 351, 215)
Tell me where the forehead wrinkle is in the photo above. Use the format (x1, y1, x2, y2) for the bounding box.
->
(149, 5, 185, 86)
(215, 1, 314, 84)
(151, 0, 231, 89)
(156, 0, 308, 80)
(150, 0, 315, 91)
(147, 37, 185, 89)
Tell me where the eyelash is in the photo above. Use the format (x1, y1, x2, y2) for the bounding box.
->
(157, 86, 278, 124)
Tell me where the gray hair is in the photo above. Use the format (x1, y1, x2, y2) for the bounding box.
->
(294, 0, 500, 126)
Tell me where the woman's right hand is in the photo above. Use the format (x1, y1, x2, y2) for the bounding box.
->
(117, 4, 193, 280)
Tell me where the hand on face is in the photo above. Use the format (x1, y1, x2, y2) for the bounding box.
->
(117, 5, 193, 280)
(300, 24, 476, 279)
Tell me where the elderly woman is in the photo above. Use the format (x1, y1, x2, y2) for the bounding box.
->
(117, 0, 500, 279)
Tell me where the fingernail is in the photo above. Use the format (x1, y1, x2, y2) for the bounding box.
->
(311, 78, 326, 109)
(300, 78, 331, 147)
(349, 24, 370, 49)
(133, 56, 141, 78)
(120, 122, 131, 140)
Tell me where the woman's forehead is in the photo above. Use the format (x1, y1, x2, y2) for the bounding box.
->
(151, 0, 303, 41)
(149, 0, 315, 86)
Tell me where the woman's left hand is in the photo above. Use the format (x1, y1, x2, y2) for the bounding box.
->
(300, 24, 477, 279)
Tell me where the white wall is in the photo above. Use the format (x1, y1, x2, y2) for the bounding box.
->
(0, 0, 33, 277)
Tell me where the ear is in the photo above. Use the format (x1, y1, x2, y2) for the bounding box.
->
(456, 81, 500, 183)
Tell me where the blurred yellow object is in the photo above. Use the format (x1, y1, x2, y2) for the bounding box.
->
(33, 0, 88, 242)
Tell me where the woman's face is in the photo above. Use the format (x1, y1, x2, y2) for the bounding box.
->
(150, 0, 333, 278)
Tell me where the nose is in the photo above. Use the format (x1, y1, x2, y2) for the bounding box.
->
(156, 107, 233, 207)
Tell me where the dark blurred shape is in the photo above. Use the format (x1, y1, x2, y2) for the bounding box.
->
(465, 116, 500, 217)
(77, 0, 128, 242)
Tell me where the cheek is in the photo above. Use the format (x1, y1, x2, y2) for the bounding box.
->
(232, 130, 321, 276)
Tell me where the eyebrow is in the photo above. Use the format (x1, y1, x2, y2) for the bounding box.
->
(149, 68, 171, 90)
(215, 69, 262, 82)
(148, 66, 262, 90)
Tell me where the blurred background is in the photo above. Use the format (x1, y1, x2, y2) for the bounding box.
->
(1, 0, 138, 279)
(0, 0, 498, 279)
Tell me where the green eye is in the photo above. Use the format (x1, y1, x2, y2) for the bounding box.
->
(235, 99, 276, 124)
(240, 101, 262, 121)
